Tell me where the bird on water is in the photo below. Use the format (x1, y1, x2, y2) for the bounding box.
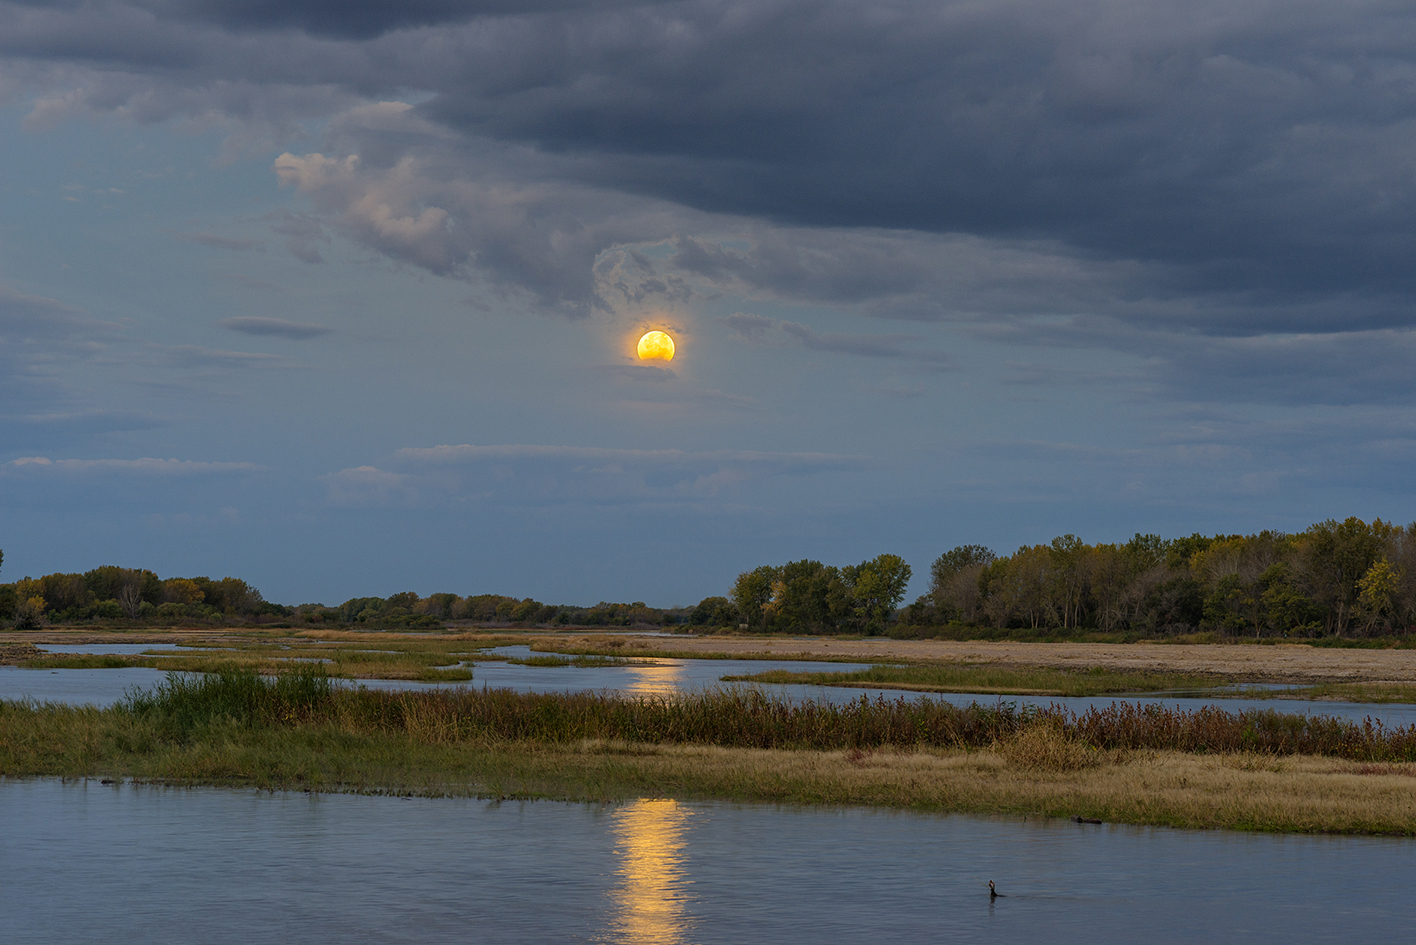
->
(989, 881, 1004, 900)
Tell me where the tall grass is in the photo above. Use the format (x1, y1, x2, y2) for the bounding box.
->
(339, 689, 1416, 761)
(121, 665, 333, 737)
(105, 668, 1416, 762)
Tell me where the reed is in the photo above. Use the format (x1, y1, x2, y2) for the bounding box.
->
(121, 665, 335, 737)
(97, 668, 1416, 762)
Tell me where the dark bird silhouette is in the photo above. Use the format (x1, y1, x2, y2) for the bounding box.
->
(989, 881, 1004, 900)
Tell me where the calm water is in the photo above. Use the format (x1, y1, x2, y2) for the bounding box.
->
(1, 778, 1411, 944)
(6, 644, 1415, 726)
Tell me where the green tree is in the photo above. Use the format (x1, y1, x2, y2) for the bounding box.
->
(1299, 518, 1395, 634)
(848, 554, 912, 634)
(771, 559, 846, 632)
(731, 565, 779, 630)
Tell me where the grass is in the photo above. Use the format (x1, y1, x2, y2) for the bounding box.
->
(11, 633, 509, 680)
(507, 654, 646, 668)
(3, 668, 1416, 834)
(722, 663, 1243, 697)
(1285, 682, 1416, 704)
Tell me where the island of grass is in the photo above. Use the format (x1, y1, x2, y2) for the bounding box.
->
(3, 667, 1414, 836)
(720, 663, 1252, 697)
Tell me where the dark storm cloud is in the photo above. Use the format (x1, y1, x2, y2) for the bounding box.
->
(8, 0, 1416, 403)
(9, 1, 1416, 299)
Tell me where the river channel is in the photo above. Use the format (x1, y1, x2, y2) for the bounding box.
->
(4, 644, 1416, 726)
(2, 778, 1411, 944)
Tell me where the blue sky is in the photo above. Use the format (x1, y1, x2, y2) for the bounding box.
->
(2, 0, 1415, 607)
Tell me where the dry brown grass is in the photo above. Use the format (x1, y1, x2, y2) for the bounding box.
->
(453, 740, 1416, 834)
(998, 721, 1108, 772)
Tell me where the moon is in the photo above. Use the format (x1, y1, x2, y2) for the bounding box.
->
(637, 330, 676, 361)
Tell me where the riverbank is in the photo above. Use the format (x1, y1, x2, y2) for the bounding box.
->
(4, 724, 1412, 835)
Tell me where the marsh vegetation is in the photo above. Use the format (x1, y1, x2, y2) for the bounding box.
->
(3, 667, 1415, 834)
(721, 663, 1239, 697)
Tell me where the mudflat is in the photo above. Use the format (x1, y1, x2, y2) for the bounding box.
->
(553, 634, 1416, 685)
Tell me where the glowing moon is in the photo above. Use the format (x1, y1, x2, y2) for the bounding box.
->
(637, 330, 676, 361)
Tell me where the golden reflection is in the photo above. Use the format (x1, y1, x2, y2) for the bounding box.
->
(608, 799, 695, 944)
(622, 659, 688, 696)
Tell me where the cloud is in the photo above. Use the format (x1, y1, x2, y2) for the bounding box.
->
(4, 456, 262, 476)
(320, 464, 418, 507)
(0, 284, 111, 339)
(147, 343, 287, 368)
(217, 316, 331, 339)
(323, 442, 868, 508)
(724, 312, 952, 368)
(262, 208, 330, 264)
(9, 0, 1416, 407)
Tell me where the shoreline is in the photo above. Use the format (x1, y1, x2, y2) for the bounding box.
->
(4, 737, 1414, 837)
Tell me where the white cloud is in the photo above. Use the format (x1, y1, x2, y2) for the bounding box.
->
(319, 465, 418, 507)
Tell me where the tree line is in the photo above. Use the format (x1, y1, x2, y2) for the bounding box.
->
(5, 516, 1414, 638)
(0, 561, 277, 629)
(903, 517, 1416, 638)
(0, 554, 690, 630)
(685, 553, 913, 634)
(306, 594, 685, 629)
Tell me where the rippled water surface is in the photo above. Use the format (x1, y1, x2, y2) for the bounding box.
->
(1, 779, 1411, 944)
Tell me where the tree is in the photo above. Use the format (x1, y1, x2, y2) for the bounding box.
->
(849, 554, 912, 634)
(1048, 534, 1088, 629)
(689, 596, 739, 627)
(1299, 518, 1395, 634)
(929, 545, 995, 622)
(731, 566, 779, 630)
(1356, 558, 1400, 635)
(163, 578, 206, 605)
(772, 559, 845, 632)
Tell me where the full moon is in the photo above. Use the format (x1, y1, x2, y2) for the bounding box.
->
(637, 330, 676, 361)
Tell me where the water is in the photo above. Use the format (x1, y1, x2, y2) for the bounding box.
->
(0, 778, 1410, 944)
(6, 645, 1416, 725)
(470, 645, 876, 695)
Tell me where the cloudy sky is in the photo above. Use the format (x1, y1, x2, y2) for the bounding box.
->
(2, 0, 1415, 606)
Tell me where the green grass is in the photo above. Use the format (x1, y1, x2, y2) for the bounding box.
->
(1288, 683, 1416, 704)
(721, 663, 1240, 697)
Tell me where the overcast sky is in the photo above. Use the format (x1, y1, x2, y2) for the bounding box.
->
(3, 0, 1415, 606)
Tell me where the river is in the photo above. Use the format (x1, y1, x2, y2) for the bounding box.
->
(4, 644, 1415, 726)
(1, 778, 1410, 944)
